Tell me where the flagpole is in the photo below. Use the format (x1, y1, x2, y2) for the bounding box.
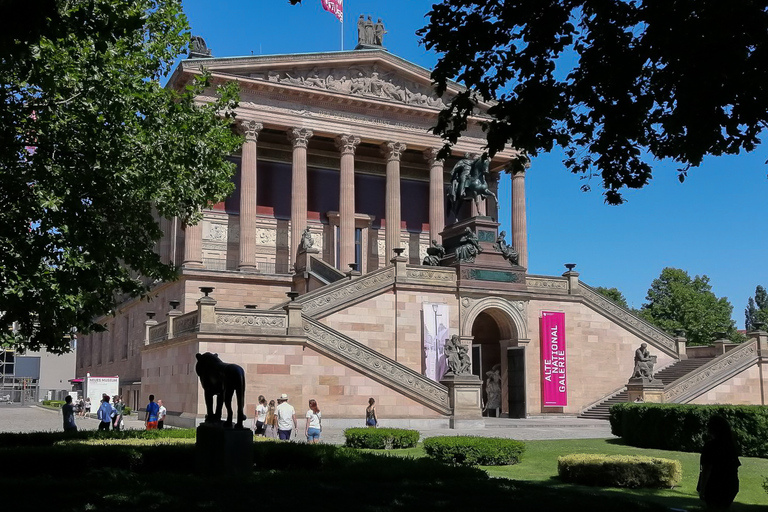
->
(341, 16, 344, 51)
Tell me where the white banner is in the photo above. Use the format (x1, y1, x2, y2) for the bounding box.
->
(422, 303, 449, 382)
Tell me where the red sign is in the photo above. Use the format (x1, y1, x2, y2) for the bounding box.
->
(321, 0, 343, 22)
(540, 311, 567, 407)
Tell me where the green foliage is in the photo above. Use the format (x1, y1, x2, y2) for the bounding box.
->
(609, 403, 768, 457)
(0, 0, 242, 353)
(746, 285, 768, 331)
(123, 406, 132, 415)
(42, 400, 66, 407)
(343, 427, 420, 449)
(0, 427, 196, 448)
(423, 436, 525, 466)
(558, 454, 682, 489)
(638, 268, 739, 345)
(417, 1, 768, 204)
(594, 287, 629, 308)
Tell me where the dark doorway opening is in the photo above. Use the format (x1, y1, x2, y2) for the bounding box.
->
(507, 347, 526, 418)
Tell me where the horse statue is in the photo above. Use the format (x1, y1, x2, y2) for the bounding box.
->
(448, 154, 498, 215)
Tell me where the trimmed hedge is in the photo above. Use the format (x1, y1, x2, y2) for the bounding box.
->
(0, 428, 196, 448)
(558, 454, 682, 489)
(423, 436, 525, 466)
(42, 400, 66, 407)
(343, 427, 419, 449)
(609, 403, 768, 457)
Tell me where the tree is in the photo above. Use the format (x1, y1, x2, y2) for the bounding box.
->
(417, 1, 768, 204)
(594, 287, 629, 309)
(0, 0, 242, 353)
(639, 268, 740, 345)
(745, 285, 768, 331)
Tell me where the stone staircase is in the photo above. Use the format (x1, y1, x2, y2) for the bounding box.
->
(579, 357, 714, 420)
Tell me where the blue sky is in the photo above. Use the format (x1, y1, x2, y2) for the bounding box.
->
(179, 0, 768, 327)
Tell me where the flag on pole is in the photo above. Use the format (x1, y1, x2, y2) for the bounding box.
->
(321, 0, 343, 22)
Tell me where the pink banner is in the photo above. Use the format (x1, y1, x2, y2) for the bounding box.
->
(540, 311, 567, 407)
(321, 0, 343, 22)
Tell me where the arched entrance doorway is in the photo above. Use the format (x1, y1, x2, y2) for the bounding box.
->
(467, 305, 526, 418)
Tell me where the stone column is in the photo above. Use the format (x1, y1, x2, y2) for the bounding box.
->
(288, 128, 313, 266)
(382, 142, 406, 260)
(182, 218, 203, 268)
(238, 120, 263, 271)
(335, 134, 360, 269)
(511, 169, 528, 269)
(424, 148, 445, 242)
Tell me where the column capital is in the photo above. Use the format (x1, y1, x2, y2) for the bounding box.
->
(287, 127, 314, 148)
(335, 134, 361, 155)
(423, 147, 445, 165)
(380, 141, 407, 162)
(239, 120, 263, 142)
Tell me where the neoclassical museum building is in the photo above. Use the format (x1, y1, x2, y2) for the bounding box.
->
(77, 36, 768, 427)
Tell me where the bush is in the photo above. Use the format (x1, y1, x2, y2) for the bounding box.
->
(343, 427, 419, 449)
(558, 454, 682, 489)
(609, 403, 768, 457)
(122, 406, 132, 415)
(42, 400, 66, 407)
(423, 436, 525, 466)
(0, 428, 196, 448)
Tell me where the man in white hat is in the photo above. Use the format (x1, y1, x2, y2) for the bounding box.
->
(275, 393, 297, 441)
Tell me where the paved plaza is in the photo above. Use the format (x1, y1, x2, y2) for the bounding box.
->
(0, 404, 615, 444)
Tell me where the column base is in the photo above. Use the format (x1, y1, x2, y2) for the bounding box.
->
(237, 265, 260, 273)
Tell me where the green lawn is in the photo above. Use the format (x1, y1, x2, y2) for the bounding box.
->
(369, 438, 768, 511)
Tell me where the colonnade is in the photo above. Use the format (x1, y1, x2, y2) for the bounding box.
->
(180, 120, 528, 272)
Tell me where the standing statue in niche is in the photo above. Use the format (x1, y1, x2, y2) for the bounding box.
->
(422, 240, 446, 266)
(484, 364, 501, 417)
(444, 335, 472, 376)
(195, 352, 247, 429)
(493, 231, 519, 265)
(448, 154, 498, 214)
(631, 343, 656, 380)
(454, 227, 483, 264)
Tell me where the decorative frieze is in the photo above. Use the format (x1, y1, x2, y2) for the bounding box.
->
(256, 227, 277, 246)
(217, 314, 287, 328)
(149, 323, 166, 343)
(300, 268, 396, 318)
(405, 268, 456, 283)
(304, 318, 450, 412)
(526, 276, 569, 291)
(173, 312, 198, 336)
(250, 66, 448, 110)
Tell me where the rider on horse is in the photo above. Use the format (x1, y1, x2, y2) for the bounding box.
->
(448, 154, 498, 214)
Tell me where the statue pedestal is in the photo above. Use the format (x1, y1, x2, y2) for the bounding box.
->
(626, 378, 665, 404)
(195, 423, 253, 475)
(440, 374, 484, 429)
(440, 216, 526, 292)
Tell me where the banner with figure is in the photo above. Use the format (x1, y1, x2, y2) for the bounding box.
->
(540, 311, 567, 407)
(422, 303, 449, 382)
(321, 0, 343, 22)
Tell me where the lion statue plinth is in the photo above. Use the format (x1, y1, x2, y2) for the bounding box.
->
(195, 352, 247, 429)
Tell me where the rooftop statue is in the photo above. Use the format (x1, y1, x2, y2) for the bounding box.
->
(357, 15, 386, 47)
(448, 154, 498, 215)
(189, 35, 212, 58)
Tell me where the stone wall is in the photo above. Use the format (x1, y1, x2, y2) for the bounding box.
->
(690, 364, 766, 405)
(525, 300, 676, 416)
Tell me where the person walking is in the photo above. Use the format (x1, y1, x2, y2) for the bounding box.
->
(253, 395, 267, 436)
(264, 400, 278, 439)
(304, 399, 322, 444)
(112, 396, 124, 431)
(144, 394, 160, 430)
(157, 400, 167, 429)
(61, 396, 77, 432)
(96, 394, 113, 431)
(365, 397, 378, 428)
(84, 397, 92, 419)
(697, 416, 741, 511)
(275, 393, 297, 441)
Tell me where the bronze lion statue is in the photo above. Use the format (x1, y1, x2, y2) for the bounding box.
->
(195, 352, 246, 429)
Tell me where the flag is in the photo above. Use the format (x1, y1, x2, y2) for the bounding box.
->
(321, 0, 343, 22)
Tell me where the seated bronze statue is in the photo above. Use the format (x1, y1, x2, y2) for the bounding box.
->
(195, 352, 247, 429)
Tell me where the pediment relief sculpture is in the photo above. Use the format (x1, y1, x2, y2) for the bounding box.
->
(249, 66, 447, 109)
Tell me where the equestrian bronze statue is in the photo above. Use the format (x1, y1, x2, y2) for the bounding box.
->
(448, 154, 498, 215)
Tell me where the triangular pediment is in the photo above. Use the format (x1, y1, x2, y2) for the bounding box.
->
(177, 49, 464, 111)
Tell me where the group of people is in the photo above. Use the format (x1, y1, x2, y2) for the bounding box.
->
(251, 393, 320, 442)
(60, 394, 126, 432)
(144, 394, 167, 430)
